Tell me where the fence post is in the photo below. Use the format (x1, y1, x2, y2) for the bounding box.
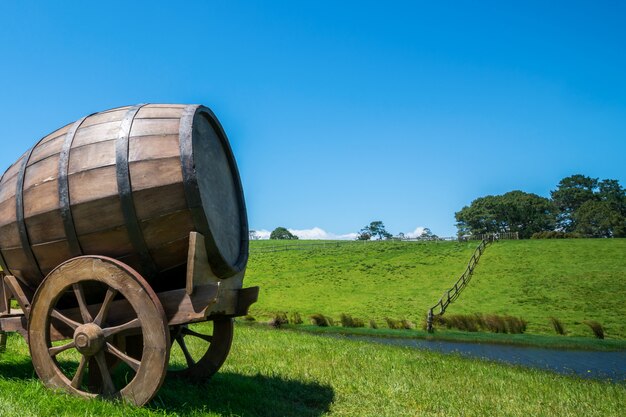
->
(427, 309, 434, 332)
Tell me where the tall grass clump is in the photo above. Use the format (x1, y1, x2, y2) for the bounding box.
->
(550, 317, 566, 335)
(369, 319, 378, 329)
(269, 312, 289, 328)
(290, 312, 303, 325)
(340, 313, 365, 328)
(385, 318, 413, 330)
(434, 313, 527, 334)
(310, 313, 333, 327)
(584, 320, 605, 339)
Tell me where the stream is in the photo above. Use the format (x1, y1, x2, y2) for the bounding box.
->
(335, 334, 626, 382)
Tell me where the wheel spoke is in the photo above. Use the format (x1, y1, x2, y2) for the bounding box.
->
(102, 318, 141, 338)
(73, 283, 93, 323)
(71, 356, 88, 389)
(93, 288, 118, 326)
(51, 309, 82, 330)
(176, 334, 196, 367)
(105, 342, 140, 372)
(181, 327, 213, 343)
(48, 340, 76, 357)
(94, 351, 116, 395)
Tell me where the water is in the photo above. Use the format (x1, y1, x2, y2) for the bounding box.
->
(336, 334, 626, 382)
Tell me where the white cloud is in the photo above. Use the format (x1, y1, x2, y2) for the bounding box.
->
(404, 226, 427, 238)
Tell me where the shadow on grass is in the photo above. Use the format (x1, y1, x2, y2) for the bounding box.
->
(0, 357, 334, 417)
(153, 372, 334, 417)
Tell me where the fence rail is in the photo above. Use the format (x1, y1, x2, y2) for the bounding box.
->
(426, 234, 499, 332)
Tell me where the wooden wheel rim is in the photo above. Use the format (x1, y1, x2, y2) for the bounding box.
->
(168, 318, 234, 380)
(28, 256, 170, 406)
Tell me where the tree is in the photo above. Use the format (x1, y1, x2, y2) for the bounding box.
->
(550, 175, 599, 232)
(270, 227, 299, 240)
(551, 175, 625, 236)
(358, 221, 392, 240)
(455, 191, 557, 239)
(249, 230, 260, 240)
(573, 200, 626, 237)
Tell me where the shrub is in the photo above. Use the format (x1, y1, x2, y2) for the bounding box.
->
(269, 312, 288, 328)
(445, 314, 479, 332)
(369, 319, 378, 329)
(503, 315, 527, 334)
(584, 320, 605, 339)
(310, 313, 332, 327)
(549, 317, 566, 335)
(290, 312, 303, 325)
(483, 314, 507, 333)
(340, 313, 365, 328)
(242, 315, 256, 322)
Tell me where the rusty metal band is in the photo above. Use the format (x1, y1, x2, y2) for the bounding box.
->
(116, 104, 158, 278)
(58, 115, 90, 257)
(0, 163, 10, 273)
(16, 146, 43, 279)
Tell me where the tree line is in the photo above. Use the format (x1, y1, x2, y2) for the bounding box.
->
(455, 174, 626, 239)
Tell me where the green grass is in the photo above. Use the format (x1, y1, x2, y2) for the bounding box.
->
(246, 239, 626, 339)
(446, 239, 626, 338)
(246, 240, 479, 323)
(1, 324, 624, 416)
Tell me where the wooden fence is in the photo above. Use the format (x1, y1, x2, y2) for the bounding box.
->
(426, 235, 498, 332)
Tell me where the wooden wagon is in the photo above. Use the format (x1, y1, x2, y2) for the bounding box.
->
(0, 104, 258, 405)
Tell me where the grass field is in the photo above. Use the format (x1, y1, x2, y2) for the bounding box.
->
(246, 239, 626, 339)
(1, 324, 624, 417)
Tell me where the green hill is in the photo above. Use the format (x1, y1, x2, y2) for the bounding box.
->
(245, 239, 626, 339)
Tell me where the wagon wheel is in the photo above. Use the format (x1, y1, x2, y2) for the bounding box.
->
(28, 256, 170, 406)
(169, 318, 234, 380)
(123, 318, 233, 381)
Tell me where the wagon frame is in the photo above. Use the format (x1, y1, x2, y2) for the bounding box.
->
(0, 230, 258, 405)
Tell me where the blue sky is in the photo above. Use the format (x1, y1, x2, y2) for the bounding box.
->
(1, 1, 624, 238)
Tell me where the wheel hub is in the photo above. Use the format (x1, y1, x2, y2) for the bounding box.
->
(73, 323, 105, 356)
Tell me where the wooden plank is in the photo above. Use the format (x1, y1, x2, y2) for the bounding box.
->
(67, 139, 116, 175)
(129, 156, 183, 191)
(3, 152, 28, 181)
(129, 118, 180, 137)
(141, 210, 194, 248)
(0, 315, 28, 339)
(68, 165, 118, 204)
(128, 134, 180, 162)
(72, 195, 125, 235)
(132, 182, 188, 220)
(23, 179, 59, 217)
(24, 209, 66, 244)
(3, 275, 32, 318)
(1, 249, 41, 287)
(79, 108, 128, 129)
(135, 106, 184, 119)
(29, 135, 64, 165)
(23, 154, 60, 189)
(72, 120, 122, 148)
(151, 236, 189, 271)
(0, 223, 20, 249)
(0, 175, 17, 202)
(30, 239, 73, 276)
(79, 226, 133, 257)
(38, 123, 71, 145)
(0, 197, 17, 227)
(186, 232, 212, 294)
(0, 277, 9, 315)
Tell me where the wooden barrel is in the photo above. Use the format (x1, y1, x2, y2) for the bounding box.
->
(0, 104, 248, 289)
